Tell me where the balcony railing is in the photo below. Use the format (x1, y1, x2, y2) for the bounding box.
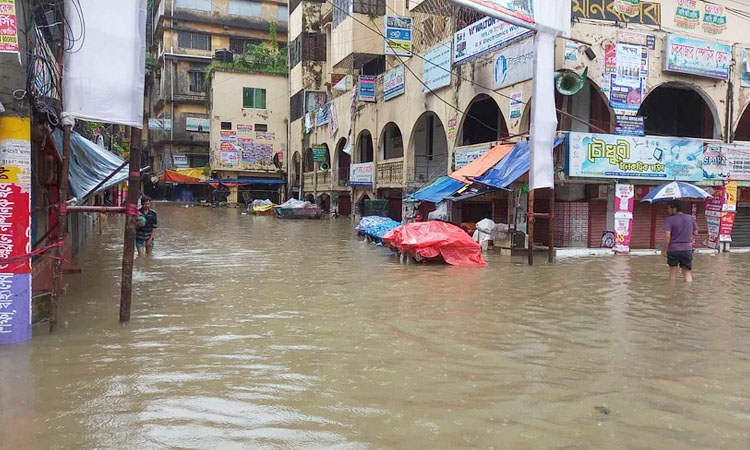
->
(303, 172, 315, 190)
(377, 158, 404, 185)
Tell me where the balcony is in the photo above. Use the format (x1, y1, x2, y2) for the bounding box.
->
(302, 172, 315, 192)
(316, 169, 332, 191)
(376, 158, 404, 187)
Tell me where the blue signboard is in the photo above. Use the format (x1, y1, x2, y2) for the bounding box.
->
(614, 115, 645, 136)
(664, 35, 731, 80)
(358, 75, 376, 102)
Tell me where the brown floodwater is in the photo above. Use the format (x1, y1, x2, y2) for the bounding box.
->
(2, 203, 750, 449)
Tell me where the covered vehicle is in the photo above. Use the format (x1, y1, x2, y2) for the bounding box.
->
(273, 198, 322, 219)
(356, 216, 402, 243)
(249, 199, 275, 215)
(382, 221, 487, 267)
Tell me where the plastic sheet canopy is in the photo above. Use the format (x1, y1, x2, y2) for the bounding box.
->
(52, 129, 129, 198)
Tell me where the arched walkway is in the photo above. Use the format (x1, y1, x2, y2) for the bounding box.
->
(735, 103, 750, 141)
(334, 137, 350, 186)
(379, 122, 404, 160)
(555, 78, 612, 133)
(303, 147, 315, 172)
(291, 151, 301, 186)
(458, 94, 508, 146)
(317, 193, 331, 212)
(410, 111, 448, 183)
(356, 130, 374, 163)
(317, 143, 331, 170)
(638, 82, 720, 139)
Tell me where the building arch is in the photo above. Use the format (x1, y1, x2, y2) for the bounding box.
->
(291, 151, 302, 186)
(734, 101, 750, 141)
(379, 122, 404, 160)
(356, 129, 374, 163)
(457, 94, 508, 146)
(408, 111, 448, 184)
(316, 142, 331, 169)
(303, 147, 315, 172)
(555, 77, 613, 133)
(638, 81, 720, 139)
(334, 137, 350, 185)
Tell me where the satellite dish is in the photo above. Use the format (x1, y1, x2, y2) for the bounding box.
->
(554, 67, 588, 96)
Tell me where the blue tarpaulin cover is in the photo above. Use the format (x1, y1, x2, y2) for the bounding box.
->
(52, 129, 129, 198)
(411, 176, 466, 203)
(471, 138, 564, 189)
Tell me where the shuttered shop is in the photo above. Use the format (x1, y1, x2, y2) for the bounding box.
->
(732, 206, 750, 247)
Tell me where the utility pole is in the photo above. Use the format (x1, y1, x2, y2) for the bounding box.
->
(119, 126, 142, 323)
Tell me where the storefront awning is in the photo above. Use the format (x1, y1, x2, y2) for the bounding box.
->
(449, 143, 515, 183)
(161, 170, 203, 184)
(204, 178, 286, 187)
(471, 138, 564, 189)
(411, 176, 466, 203)
(52, 129, 129, 198)
(172, 167, 207, 181)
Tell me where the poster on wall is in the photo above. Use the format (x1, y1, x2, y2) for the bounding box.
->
(305, 90, 328, 113)
(349, 162, 374, 186)
(509, 92, 523, 119)
(565, 42, 579, 61)
(186, 117, 210, 132)
(615, 43, 643, 86)
(447, 117, 458, 141)
(236, 124, 252, 133)
(613, 183, 634, 254)
(492, 37, 534, 90)
(567, 132, 704, 180)
(702, 143, 750, 181)
(0, 0, 20, 54)
(614, 114, 645, 136)
(220, 130, 237, 143)
(423, 43, 452, 93)
(358, 75, 376, 102)
(453, 15, 530, 66)
(609, 74, 642, 112)
(383, 65, 405, 101)
(316, 104, 330, 126)
(384, 15, 412, 56)
(702, 3, 727, 35)
(663, 35, 731, 80)
(674, 0, 700, 29)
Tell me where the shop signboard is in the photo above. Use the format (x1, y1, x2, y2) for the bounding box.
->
(423, 43, 451, 93)
(492, 37, 534, 90)
(702, 144, 750, 181)
(148, 118, 172, 131)
(608, 74, 642, 112)
(663, 35, 731, 80)
(453, 15, 531, 66)
(454, 147, 489, 170)
(572, 0, 661, 26)
(0, 0, 19, 54)
(185, 117, 209, 132)
(613, 183, 634, 254)
(313, 145, 328, 163)
(172, 154, 189, 168)
(614, 114, 644, 136)
(358, 75, 376, 102)
(383, 65, 405, 101)
(567, 132, 704, 180)
(384, 15, 412, 56)
(349, 162, 374, 186)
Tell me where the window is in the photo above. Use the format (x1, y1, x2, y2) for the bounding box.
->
(254, 124, 268, 132)
(221, 121, 232, 130)
(188, 71, 205, 92)
(229, 38, 262, 55)
(178, 31, 210, 50)
(277, 5, 288, 21)
(176, 0, 212, 11)
(290, 90, 304, 122)
(333, 0, 352, 27)
(229, 0, 262, 17)
(243, 88, 266, 109)
(353, 0, 385, 16)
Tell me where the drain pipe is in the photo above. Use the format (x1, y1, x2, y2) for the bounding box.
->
(726, 79, 734, 143)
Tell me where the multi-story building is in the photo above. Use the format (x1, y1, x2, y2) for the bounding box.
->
(145, 0, 289, 175)
(288, 0, 750, 250)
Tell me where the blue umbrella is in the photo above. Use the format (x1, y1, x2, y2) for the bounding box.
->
(640, 181, 711, 203)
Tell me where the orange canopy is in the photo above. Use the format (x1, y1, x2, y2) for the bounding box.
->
(449, 143, 515, 183)
(161, 170, 202, 184)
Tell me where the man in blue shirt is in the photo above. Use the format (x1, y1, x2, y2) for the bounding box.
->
(136, 196, 158, 256)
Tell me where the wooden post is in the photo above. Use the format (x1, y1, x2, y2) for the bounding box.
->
(527, 189, 535, 265)
(119, 126, 142, 323)
(50, 124, 72, 332)
(548, 188, 555, 263)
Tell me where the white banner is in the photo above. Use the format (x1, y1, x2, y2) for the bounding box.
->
(63, 0, 147, 127)
(529, 31, 557, 190)
(349, 162, 374, 186)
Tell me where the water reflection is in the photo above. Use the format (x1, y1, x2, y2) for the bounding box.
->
(1, 203, 749, 449)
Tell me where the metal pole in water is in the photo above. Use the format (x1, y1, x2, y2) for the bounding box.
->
(50, 124, 72, 332)
(119, 126, 142, 323)
(528, 189, 535, 266)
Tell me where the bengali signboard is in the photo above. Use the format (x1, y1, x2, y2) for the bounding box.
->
(0, 0, 19, 54)
(349, 162, 374, 186)
(0, 117, 32, 344)
(613, 183, 634, 254)
(383, 65, 405, 101)
(702, 144, 750, 181)
(571, 0, 661, 25)
(313, 145, 328, 163)
(674, 0, 699, 29)
(492, 37, 534, 90)
(702, 3, 727, 35)
(454, 147, 489, 170)
(614, 114, 645, 136)
(358, 75, 376, 102)
(567, 132, 704, 181)
(186, 117, 210, 132)
(236, 124, 253, 133)
(453, 15, 531, 66)
(172, 154, 189, 168)
(384, 15, 412, 56)
(663, 35, 731, 80)
(423, 43, 452, 93)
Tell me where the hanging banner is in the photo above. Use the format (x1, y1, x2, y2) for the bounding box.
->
(613, 183, 634, 254)
(329, 103, 338, 137)
(305, 90, 327, 113)
(702, 144, 750, 181)
(614, 114, 645, 136)
(613, 0, 640, 17)
(664, 35, 730, 80)
(0, 117, 32, 344)
(383, 65, 405, 101)
(0, 0, 19, 54)
(608, 74, 642, 112)
(316, 104, 330, 126)
(423, 43, 452, 93)
(702, 3, 727, 35)
(384, 15, 413, 56)
(509, 91, 523, 119)
(567, 132, 704, 180)
(492, 37, 534, 89)
(674, 0, 700, 29)
(453, 15, 531, 66)
(358, 75, 376, 102)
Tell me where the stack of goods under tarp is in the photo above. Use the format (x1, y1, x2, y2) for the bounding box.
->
(249, 199, 275, 215)
(273, 198, 322, 219)
(382, 221, 487, 267)
(356, 216, 402, 244)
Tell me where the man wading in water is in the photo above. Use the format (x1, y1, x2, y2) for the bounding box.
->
(662, 200, 698, 282)
(136, 196, 158, 256)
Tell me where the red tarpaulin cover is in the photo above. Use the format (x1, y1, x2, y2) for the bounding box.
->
(161, 170, 202, 184)
(382, 221, 487, 267)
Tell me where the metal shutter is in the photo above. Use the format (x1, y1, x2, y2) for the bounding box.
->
(630, 202, 653, 249)
(732, 207, 750, 247)
(588, 199, 607, 248)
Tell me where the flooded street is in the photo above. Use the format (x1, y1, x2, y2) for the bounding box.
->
(2, 203, 750, 449)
